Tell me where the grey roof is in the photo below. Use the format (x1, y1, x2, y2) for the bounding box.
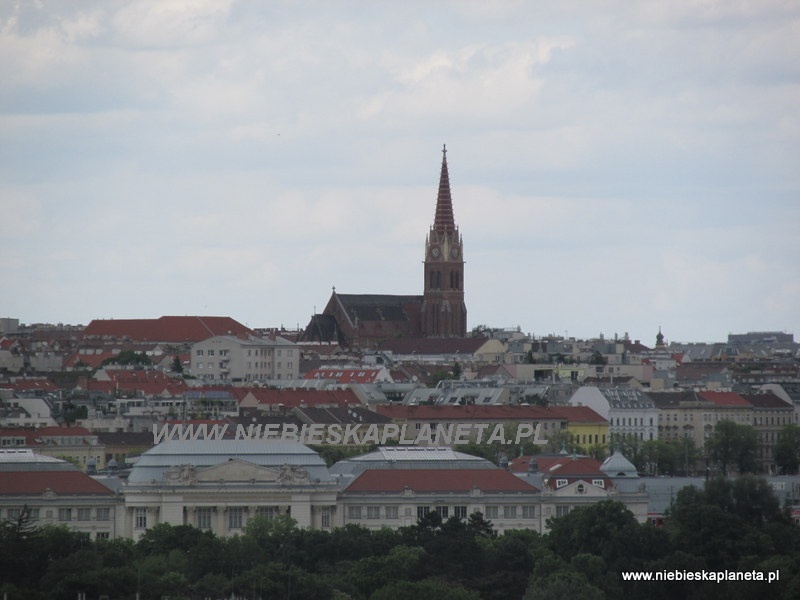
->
(600, 450, 639, 478)
(0, 449, 63, 463)
(599, 388, 655, 409)
(128, 440, 332, 484)
(0, 449, 77, 471)
(329, 446, 495, 482)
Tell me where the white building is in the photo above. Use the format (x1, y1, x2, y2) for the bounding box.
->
(569, 386, 659, 443)
(121, 440, 338, 539)
(0, 449, 121, 540)
(191, 335, 299, 383)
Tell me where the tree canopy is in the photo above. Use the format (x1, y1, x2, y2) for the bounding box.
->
(1, 478, 798, 600)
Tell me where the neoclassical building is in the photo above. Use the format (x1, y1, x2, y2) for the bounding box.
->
(121, 440, 338, 539)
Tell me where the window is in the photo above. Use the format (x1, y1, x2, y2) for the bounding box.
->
(556, 505, 571, 517)
(208, 349, 214, 356)
(228, 507, 244, 530)
(454, 506, 468, 519)
(385, 506, 399, 519)
(363, 506, 380, 520)
(7, 508, 20, 520)
(59, 508, 72, 522)
(347, 506, 362, 520)
(416, 506, 430, 520)
(134, 508, 147, 529)
(96, 507, 110, 521)
(256, 507, 279, 520)
(435, 506, 449, 519)
(196, 507, 212, 530)
(556, 479, 568, 488)
(320, 507, 332, 528)
(77, 508, 91, 521)
(522, 505, 537, 519)
(592, 479, 605, 488)
(96, 532, 110, 540)
(196, 349, 204, 356)
(503, 506, 517, 519)
(485, 506, 499, 519)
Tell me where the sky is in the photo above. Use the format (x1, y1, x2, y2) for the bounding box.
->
(1, 0, 799, 345)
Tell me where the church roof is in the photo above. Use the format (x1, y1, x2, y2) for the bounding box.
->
(334, 294, 423, 324)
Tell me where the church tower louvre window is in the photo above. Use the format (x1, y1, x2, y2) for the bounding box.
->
(422, 144, 467, 337)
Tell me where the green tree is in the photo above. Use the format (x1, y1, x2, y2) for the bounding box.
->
(101, 350, 152, 367)
(706, 420, 759, 475)
(452, 361, 463, 379)
(664, 476, 794, 572)
(775, 424, 800, 474)
(588, 351, 607, 365)
(171, 355, 184, 373)
(640, 439, 699, 476)
(524, 571, 604, 600)
(371, 579, 481, 600)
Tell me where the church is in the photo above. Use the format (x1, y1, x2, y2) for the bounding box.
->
(301, 146, 467, 350)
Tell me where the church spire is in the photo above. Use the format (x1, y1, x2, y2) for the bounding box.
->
(433, 144, 456, 233)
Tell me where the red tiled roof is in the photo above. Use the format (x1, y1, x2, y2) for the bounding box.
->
(508, 455, 604, 474)
(696, 391, 751, 407)
(375, 404, 566, 421)
(345, 468, 538, 493)
(64, 350, 118, 369)
(0, 378, 60, 392)
(0, 471, 115, 495)
(304, 368, 386, 384)
(243, 388, 361, 408)
(739, 392, 793, 410)
(0, 429, 44, 445)
(82, 316, 252, 343)
(0, 426, 94, 446)
(546, 406, 607, 424)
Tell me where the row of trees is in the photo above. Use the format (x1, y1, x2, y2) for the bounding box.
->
(2, 476, 798, 600)
(613, 421, 800, 476)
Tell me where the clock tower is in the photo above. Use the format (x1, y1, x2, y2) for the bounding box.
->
(422, 145, 467, 337)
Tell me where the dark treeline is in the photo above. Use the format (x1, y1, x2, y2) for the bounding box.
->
(2, 476, 799, 600)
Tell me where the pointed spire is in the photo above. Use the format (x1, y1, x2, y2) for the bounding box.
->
(433, 144, 456, 233)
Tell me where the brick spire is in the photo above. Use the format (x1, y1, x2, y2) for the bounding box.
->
(433, 144, 456, 233)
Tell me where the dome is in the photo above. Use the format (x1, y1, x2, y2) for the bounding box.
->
(600, 450, 639, 478)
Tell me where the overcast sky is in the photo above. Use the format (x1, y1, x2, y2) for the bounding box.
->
(1, 0, 798, 345)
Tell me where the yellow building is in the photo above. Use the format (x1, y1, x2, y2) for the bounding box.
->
(549, 406, 610, 453)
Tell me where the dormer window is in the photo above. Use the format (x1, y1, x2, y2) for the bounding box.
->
(556, 479, 568, 488)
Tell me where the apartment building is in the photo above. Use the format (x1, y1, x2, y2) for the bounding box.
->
(191, 335, 299, 383)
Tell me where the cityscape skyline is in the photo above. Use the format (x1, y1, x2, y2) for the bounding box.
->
(1, 1, 798, 344)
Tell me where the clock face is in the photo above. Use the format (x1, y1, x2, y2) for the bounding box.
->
(431, 247, 440, 258)
(451, 247, 459, 258)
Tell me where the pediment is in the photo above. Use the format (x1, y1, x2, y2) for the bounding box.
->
(195, 459, 281, 483)
(553, 478, 609, 497)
